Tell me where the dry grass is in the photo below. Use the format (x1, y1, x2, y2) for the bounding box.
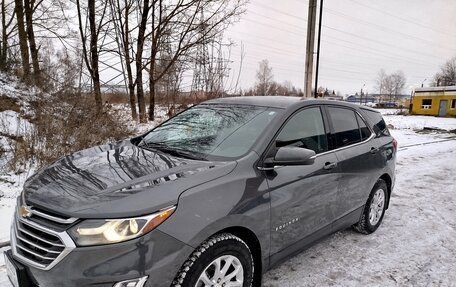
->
(7, 92, 134, 170)
(0, 96, 21, 113)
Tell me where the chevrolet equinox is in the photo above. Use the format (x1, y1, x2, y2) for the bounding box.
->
(5, 96, 396, 287)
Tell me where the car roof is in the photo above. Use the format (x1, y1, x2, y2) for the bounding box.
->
(203, 96, 301, 108)
(203, 96, 378, 112)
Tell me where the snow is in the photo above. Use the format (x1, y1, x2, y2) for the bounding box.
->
(0, 111, 33, 137)
(0, 248, 7, 287)
(386, 115, 456, 131)
(0, 73, 38, 102)
(0, 111, 455, 286)
(378, 108, 403, 116)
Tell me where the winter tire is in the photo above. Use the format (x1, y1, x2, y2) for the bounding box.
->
(172, 233, 254, 287)
(354, 179, 388, 234)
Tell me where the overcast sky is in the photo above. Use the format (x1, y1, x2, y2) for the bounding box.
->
(224, 0, 456, 95)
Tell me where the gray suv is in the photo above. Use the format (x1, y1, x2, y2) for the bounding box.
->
(5, 97, 396, 287)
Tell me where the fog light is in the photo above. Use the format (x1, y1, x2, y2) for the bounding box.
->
(113, 276, 148, 287)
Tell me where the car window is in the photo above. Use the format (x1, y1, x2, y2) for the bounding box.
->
(328, 107, 362, 148)
(356, 113, 372, 141)
(276, 107, 328, 154)
(362, 109, 390, 136)
(141, 104, 279, 160)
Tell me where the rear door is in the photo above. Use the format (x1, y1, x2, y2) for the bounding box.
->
(265, 106, 340, 255)
(325, 106, 379, 220)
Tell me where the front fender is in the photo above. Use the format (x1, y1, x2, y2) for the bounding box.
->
(157, 157, 271, 272)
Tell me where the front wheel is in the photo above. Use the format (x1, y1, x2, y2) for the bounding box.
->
(172, 233, 254, 287)
(354, 179, 388, 234)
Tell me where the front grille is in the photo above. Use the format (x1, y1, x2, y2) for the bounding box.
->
(11, 206, 77, 270)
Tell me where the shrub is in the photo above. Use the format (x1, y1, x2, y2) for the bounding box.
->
(7, 92, 134, 170)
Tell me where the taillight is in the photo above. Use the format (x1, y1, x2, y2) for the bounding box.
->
(392, 138, 398, 151)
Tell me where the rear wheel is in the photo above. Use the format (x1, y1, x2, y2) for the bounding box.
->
(172, 233, 254, 287)
(354, 179, 388, 234)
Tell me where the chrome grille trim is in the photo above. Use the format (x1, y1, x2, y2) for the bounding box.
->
(11, 212, 76, 271)
(15, 244, 56, 261)
(16, 225, 65, 247)
(29, 207, 78, 224)
(15, 232, 62, 254)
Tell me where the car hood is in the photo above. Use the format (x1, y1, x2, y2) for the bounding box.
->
(23, 140, 236, 218)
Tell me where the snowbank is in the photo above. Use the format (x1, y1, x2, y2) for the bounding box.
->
(0, 110, 33, 137)
(384, 114, 456, 131)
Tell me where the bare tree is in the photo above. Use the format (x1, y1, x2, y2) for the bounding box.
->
(375, 69, 387, 96)
(147, 0, 247, 121)
(233, 41, 245, 95)
(384, 71, 406, 102)
(434, 56, 456, 86)
(376, 69, 406, 103)
(0, 0, 15, 71)
(7, 0, 74, 86)
(108, 0, 138, 120)
(76, 0, 109, 111)
(245, 78, 301, 97)
(134, 0, 151, 123)
(255, 59, 273, 96)
(14, 0, 30, 79)
(23, 0, 40, 82)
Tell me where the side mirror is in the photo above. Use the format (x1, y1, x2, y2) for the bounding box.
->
(266, 146, 316, 167)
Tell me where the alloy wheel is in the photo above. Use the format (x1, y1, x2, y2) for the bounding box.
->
(195, 255, 244, 287)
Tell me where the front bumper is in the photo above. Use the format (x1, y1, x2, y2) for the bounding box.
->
(9, 229, 193, 287)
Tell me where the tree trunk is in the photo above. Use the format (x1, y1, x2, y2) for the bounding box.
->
(88, 0, 102, 111)
(122, 0, 137, 121)
(149, 77, 155, 121)
(128, 83, 137, 120)
(136, 55, 146, 123)
(14, 0, 30, 79)
(135, 0, 150, 123)
(148, 1, 157, 122)
(0, 0, 7, 70)
(24, 0, 40, 84)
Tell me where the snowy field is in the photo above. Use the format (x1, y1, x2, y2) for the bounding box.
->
(1, 113, 456, 286)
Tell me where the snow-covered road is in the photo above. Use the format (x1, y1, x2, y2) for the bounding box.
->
(1, 116, 456, 286)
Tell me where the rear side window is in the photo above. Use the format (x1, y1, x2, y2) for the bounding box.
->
(356, 114, 372, 141)
(276, 107, 328, 154)
(362, 109, 390, 136)
(328, 107, 362, 148)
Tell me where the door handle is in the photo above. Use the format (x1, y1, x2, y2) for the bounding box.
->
(324, 162, 337, 170)
(370, 147, 380, 154)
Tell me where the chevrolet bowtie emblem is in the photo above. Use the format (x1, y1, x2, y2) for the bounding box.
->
(19, 205, 33, 218)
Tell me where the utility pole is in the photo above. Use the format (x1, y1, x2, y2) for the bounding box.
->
(314, 0, 324, 98)
(304, 0, 317, 98)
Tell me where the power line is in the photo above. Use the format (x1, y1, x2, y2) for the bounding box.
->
(229, 32, 437, 69)
(324, 7, 456, 53)
(251, 1, 308, 22)
(348, 0, 456, 39)
(239, 6, 444, 66)
(321, 38, 436, 67)
(321, 25, 444, 61)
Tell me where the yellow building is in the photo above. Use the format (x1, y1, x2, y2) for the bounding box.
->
(411, 86, 456, 117)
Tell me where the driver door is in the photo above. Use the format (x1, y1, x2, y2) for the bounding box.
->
(264, 106, 340, 257)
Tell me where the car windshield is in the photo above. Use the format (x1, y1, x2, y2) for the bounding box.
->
(139, 104, 279, 160)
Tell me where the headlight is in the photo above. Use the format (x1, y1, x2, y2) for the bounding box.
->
(68, 206, 176, 246)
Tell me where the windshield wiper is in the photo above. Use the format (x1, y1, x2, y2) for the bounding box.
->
(139, 142, 207, 161)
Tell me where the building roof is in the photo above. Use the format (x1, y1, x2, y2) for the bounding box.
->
(415, 86, 456, 93)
